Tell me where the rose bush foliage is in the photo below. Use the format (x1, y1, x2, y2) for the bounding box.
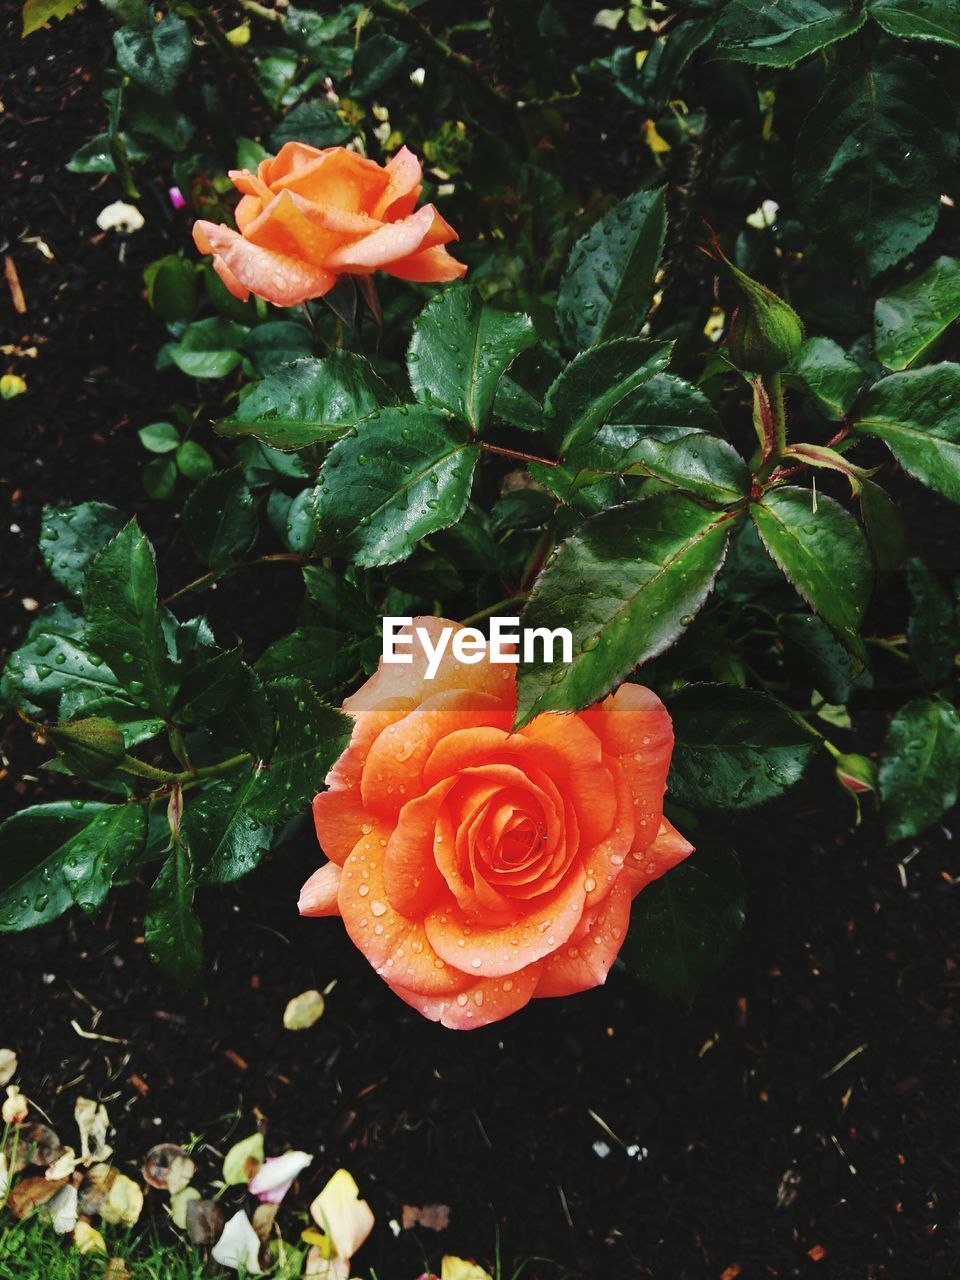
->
(4, 0, 960, 1012)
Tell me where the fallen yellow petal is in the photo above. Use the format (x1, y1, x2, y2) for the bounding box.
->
(74, 1221, 107, 1255)
(283, 990, 326, 1031)
(441, 1258, 494, 1280)
(309, 1169, 374, 1262)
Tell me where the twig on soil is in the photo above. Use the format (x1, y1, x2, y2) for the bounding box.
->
(4, 255, 26, 314)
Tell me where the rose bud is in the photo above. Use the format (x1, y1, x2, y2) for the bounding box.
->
(835, 752, 877, 796)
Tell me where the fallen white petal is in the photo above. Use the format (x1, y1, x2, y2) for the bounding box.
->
(96, 201, 145, 234)
(212, 1210, 263, 1274)
(75, 1097, 112, 1164)
(46, 1184, 79, 1235)
(0, 1049, 17, 1087)
(248, 1150, 313, 1204)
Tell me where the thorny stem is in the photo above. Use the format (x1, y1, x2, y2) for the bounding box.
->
(164, 553, 303, 604)
(480, 442, 557, 468)
(120, 752, 252, 788)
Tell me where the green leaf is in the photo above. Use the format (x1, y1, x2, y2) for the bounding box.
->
(182, 468, 257, 571)
(794, 53, 958, 280)
(173, 648, 248, 725)
(751, 487, 872, 654)
(143, 457, 177, 499)
(138, 422, 180, 454)
(859, 478, 906, 570)
(217, 353, 391, 450)
(184, 775, 273, 885)
(39, 503, 125, 596)
(666, 683, 817, 809)
(406, 287, 536, 433)
(556, 188, 667, 352)
(351, 31, 409, 95)
(907, 558, 958, 686)
(0, 802, 146, 931)
(515, 495, 736, 724)
(145, 842, 202, 989)
(494, 343, 565, 431)
(170, 318, 248, 380)
(242, 321, 315, 375)
(22, 0, 82, 36)
(255, 626, 365, 693)
(1, 623, 121, 715)
(65, 132, 148, 174)
(206, 664, 275, 761)
(565, 426, 749, 504)
(176, 441, 215, 481)
(314, 406, 481, 568)
(248, 678, 351, 823)
(544, 338, 674, 453)
(788, 338, 865, 421)
(868, 0, 960, 46)
(42, 716, 126, 780)
(271, 100, 352, 150)
(874, 257, 960, 371)
(83, 520, 178, 715)
(715, 0, 866, 66)
(779, 613, 856, 704)
(856, 364, 960, 503)
(620, 844, 745, 1002)
(879, 697, 960, 840)
(113, 14, 193, 96)
(143, 254, 196, 323)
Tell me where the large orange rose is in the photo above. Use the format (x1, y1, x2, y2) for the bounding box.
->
(299, 618, 692, 1029)
(192, 143, 466, 308)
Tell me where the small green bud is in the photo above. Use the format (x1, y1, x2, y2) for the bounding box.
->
(42, 716, 126, 780)
(834, 752, 877, 796)
(702, 231, 804, 375)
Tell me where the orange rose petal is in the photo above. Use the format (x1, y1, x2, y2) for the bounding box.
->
(339, 827, 465, 997)
(360, 691, 510, 818)
(234, 193, 264, 233)
(534, 876, 632, 998)
(382, 779, 456, 915)
(191, 219, 336, 307)
(371, 145, 423, 220)
(324, 204, 440, 274)
(298, 861, 342, 917)
(272, 147, 389, 213)
(581, 756, 635, 910)
(626, 817, 694, 896)
(518, 715, 615, 846)
(260, 141, 326, 186)
(229, 168, 274, 203)
(328, 708, 407, 789)
(389, 962, 542, 1030)
(383, 245, 468, 283)
(213, 255, 251, 302)
(344, 618, 514, 713)
(425, 870, 585, 978)
(312, 789, 376, 865)
(584, 683, 674, 853)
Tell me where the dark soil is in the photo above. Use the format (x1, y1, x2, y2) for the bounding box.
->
(2, 7, 960, 1280)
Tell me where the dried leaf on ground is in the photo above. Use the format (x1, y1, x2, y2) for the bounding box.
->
(7, 1174, 67, 1218)
(186, 1197, 226, 1246)
(403, 1203, 451, 1232)
(283, 989, 325, 1030)
(75, 1097, 112, 1164)
(143, 1143, 195, 1193)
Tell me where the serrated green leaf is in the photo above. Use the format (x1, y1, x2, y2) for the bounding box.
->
(856, 364, 960, 503)
(751, 487, 871, 654)
(65, 131, 148, 174)
(22, 0, 82, 36)
(566, 425, 749, 503)
(113, 13, 192, 95)
(879, 697, 960, 840)
(875, 257, 960, 371)
(544, 338, 674, 453)
(794, 54, 958, 280)
(406, 287, 536, 432)
(906, 558, 958, 686)
(255, 626, 365, 693)
(143, 456, 176, 499)
(182, 468, 257, 570)
(314, 406, 480, 567)
(42, 716, 126, 780)
(170, 318, 248, 379)
(715, 0, 866, 66)
(248, 678, 351, 823)
(185, 775, 273, 885)
(779, 613, 856, 703)
(217, 353, 391, 450)
(206, 663, 275, 762)
(666, 683, 817, 809)
(83, 521, 178, 715)
(859, 478, 907, 570)
(788, 337, 866, 420)
(173, 648, 247, 725)
(39, 503, 125, 596)
(868, 0, 960, 45)
(143, 254, 196, 323)
(242, 321, 315, 375)
(516, 495, 736, 724)
(145, 842, 202, 989)
(620, 843, 745, 1002)
(0, 802, 146, 930)
(494, 343, 565, 431)
(557, 188, 666, 352)
(1, 625, 120, 716)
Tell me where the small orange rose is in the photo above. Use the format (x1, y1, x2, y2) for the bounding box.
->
(193, 143, 466, 308)
(300, 619, 692, 1029)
